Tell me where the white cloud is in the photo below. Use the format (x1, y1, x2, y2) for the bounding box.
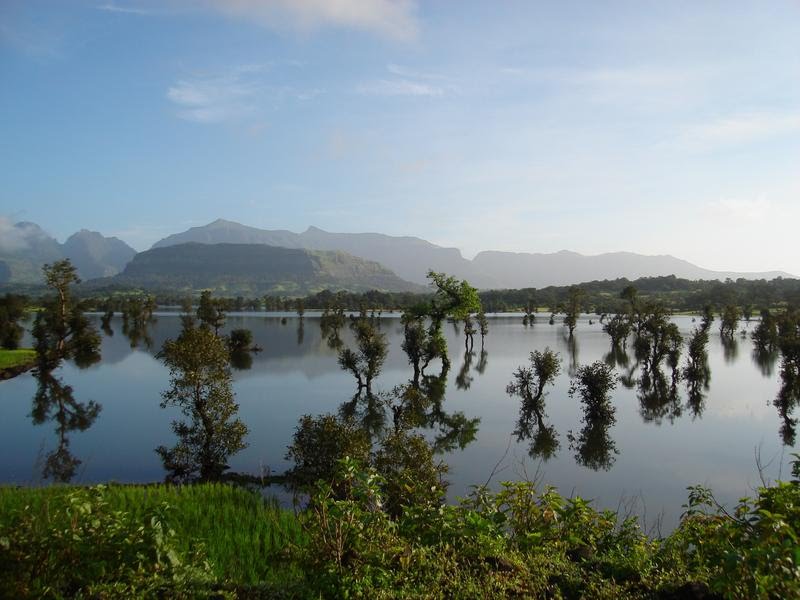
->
(166, 64, 322, 124)
(167, 73, 258, 123)
(0, 216, 50, 252)
(202, 0, 418, 41)
(356, 78, 443, 97)
(96, 3, 155, 16)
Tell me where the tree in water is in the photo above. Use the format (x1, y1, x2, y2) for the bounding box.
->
(683, 323, 711, 418)
(507, 348, 562, 461)
(477, 309, 489, 346)
(196, 290, 226, 335)
(156, 323, 248, 483)
(719, 304, 741, 338)
(562, 285, 585, 337)
(338, 316, 388, 394)
(567, 361, 618, 471)
(752, 308, 779, 352)
(602, 314, 631, 350)
(33, 260, 100, 369)
(426, 271, 482, 369)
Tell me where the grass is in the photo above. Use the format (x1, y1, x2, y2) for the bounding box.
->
(0, 483, 305, 587)
(0, 348, 36, 371)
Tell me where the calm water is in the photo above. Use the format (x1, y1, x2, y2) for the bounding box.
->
(0, 313, 795, 530)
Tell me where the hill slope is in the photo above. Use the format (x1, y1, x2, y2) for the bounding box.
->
(62, 230, 137, 280)
(103, 243, 422, 294)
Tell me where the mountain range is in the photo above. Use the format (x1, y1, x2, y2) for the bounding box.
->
(0, 222, 136, 284)
(88, 242, 421, 295)
(151, 219, 795, 288)
(1, 218, 795, 292)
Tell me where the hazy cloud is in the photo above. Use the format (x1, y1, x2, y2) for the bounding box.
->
(0, 216, 48, 252)
(96, 3, 156, 16)
(357, 78, 443, 97)
(679, 111, 800, 149)
(202, 0, 418, 41)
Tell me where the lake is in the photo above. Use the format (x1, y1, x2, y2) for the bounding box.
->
(0, 312, 795, 532)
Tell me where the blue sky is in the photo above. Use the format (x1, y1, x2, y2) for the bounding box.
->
(1, 0, 799, 274)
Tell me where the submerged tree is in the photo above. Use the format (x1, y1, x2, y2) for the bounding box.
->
(602, 313, 631, 349)
(156, 324, 248, 483)
(507, 348, 562, 461)
(562, 285, 585, 337)
(197, 290, 226, 335)
(426, 271, 482, 368)
(32, 260, 100, 369)
(338, 316, 388, 394)
(719, 304, 741, 338)
(567, 361, 618, 471)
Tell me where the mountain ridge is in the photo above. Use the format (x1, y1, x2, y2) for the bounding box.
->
(94, 242, 423, 295)
(0, 223, 136, 284)
(151, 219, 796, 288)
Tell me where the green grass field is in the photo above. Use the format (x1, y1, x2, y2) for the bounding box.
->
(0, 483, 305, 587)
(0, 348, 36, 371)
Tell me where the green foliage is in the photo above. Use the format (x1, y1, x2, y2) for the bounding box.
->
(33, 260, 101, 369)
(227, 328, 253, 352)
(562, 285, 585, 336)
(156, 324, 248, 482)
(0, 485, 214, 598)
(285, 414, 372, 493)
(720, 303, 742, 337)
(196, 290, 226, 334)
(0, 293, 26, 349)
(337, 316, 388, 392)
(1, 457, 799, 599)
(374, 430, 448, 519)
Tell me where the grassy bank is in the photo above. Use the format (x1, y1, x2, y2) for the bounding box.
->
(0, 348, 36, 371)
(0, 348, 36, 380)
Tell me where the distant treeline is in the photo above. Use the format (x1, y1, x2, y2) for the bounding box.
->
(7, 275, 800, 315)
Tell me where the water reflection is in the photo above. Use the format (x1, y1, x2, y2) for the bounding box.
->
(775, 359, 799, 446)
(455, 349, 475, 390)
(31, 368, 101, 482)
(721, 336, 739, 363)
(567, 417, 617, 471)
(752, 348, 779, 377)
(507, 348, 561, 462)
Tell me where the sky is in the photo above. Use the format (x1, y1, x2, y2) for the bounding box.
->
(1, 0, 799, 274)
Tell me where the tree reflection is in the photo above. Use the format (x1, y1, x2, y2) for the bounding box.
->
(775, 358, 799, 446)
(336, 365, 480, 455)
(507, 348, 561, 462)
(567, 362, 618, 471)
(752, 347, 779, 377)
(475, 348, 489, 375)
(721, 335, 738, 363)
(455, 348, 475, 390)
(637, 368, 682, 424)
(31, 368, 101, 482)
